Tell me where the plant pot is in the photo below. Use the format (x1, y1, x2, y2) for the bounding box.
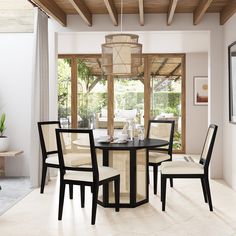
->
(0, 136, 9, 152)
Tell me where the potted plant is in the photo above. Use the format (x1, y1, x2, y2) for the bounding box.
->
(0, 113, 9, 152)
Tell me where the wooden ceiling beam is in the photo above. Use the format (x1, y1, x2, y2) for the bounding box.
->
(31, 0, 67, 26)
(68, 0, 92, 26)
(104, 0, 118, 26)
(167, 0, 178, 26)
(193, 0, 213, 25)
(139, 0, 144, 26)
(220, 2, 236, 25)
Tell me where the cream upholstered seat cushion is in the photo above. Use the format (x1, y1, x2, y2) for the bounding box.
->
(64, 165, 120, 182)
(161, 161, 204, 175)
(149, 151, 170, 163)
(45, 152, 91, 167)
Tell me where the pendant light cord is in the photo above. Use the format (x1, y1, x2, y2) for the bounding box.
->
(121, 0, 123, 32)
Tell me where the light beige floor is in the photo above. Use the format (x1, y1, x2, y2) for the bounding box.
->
(1, 175, 236, 236)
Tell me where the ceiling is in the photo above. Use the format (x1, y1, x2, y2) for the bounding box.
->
(0, 0, 33, 32)
(30, 0, 236, 27)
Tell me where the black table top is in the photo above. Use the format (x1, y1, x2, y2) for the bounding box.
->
(95, 138, 169, 151)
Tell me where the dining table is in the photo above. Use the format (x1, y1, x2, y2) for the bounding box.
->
(95, 138, 169, 208)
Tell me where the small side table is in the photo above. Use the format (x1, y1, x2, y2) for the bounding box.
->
(0, 151, 23, 176)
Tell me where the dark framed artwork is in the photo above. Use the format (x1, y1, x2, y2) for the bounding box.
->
(229, 41, 236, 123)
(194, 76, 208, 106)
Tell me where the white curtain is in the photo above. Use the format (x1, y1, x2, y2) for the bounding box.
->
(30, 8, 49, 188)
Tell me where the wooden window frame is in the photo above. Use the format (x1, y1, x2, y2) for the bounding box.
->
(58, 53, 186, 153)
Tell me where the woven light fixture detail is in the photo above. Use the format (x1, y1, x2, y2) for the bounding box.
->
(102, 34, 142, 76)
(101, 0, 142, 77)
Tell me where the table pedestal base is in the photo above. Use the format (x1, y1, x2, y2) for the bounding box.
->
(98, 149, 148, 208)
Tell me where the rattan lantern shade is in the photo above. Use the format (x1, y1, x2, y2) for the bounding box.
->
(102, 34, 142, 77)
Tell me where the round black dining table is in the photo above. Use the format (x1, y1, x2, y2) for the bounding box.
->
(95, 138, 169, 208)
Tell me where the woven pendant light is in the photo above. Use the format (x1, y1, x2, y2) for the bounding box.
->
(101, 1, 142, 76)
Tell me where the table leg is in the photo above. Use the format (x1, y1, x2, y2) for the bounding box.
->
(0, 156, 4, 177)
(130, 149, 137, 206)
(146, 150, 149, 202)
(102, 150, 109, 206)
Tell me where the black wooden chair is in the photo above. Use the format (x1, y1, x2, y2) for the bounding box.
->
(56, 128, 120, 225)
(160, 124, 218, 211)
(38, 121, 90, 196)
(147, 120, 175, 194)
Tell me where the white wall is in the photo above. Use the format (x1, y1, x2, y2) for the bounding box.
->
(222, 14, 236, 189)
(58, 31, 209, 54)
(0, 33, 33, 176)
(186, 53, 208, 154)
(49, 13, 223, 178)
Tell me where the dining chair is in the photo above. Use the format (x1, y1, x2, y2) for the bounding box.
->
(160, 124, 218, 211)
(147, 120, 175, 194)
(56, 128, 120, 225)
(38, 121, 90, 196)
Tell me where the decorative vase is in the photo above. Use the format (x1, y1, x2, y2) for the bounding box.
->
(0, 137, 9, 152)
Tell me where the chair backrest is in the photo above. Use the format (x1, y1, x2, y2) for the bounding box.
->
(199, 124, 218, 170)
(38, 121, 61, 158)
(56, 128, 98, 182)
(147, 120, 175, 154)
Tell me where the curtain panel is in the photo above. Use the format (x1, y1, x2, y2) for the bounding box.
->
(30, 8, 49, 188)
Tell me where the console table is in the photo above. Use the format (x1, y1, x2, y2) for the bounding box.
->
(0, 151, 23, 176)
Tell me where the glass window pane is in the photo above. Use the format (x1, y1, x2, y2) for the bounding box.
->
(150, 56, 183, 151)
(77, 57, 108, 138)
(58, 58, 71, 128)
(114, 78, 144, 138)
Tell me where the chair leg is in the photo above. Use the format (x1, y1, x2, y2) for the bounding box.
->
(200, 178, 208, 203)
(69, 184, 73, 199)
(80, 185, 85, 208)
(40, 164, 47, 194)
(114, 176, 120, 212)
(169, 178, 173, 187)
(148, 166, 150, 185)
(204, 177, 213, 211)
(153, 165, 158, 195)
(91, 184, 99, 225)
(58, 182, 66, 220)
(161, 175, 167, 211)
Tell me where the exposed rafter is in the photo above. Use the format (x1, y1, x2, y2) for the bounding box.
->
(31, 0, 67, 26)
(139, 0, 144, 26)
(168, 63, 181, 76)
(30, 0, 236, 27)
(68, 0, 92, 26)
(220, 2, 236, 25)
(154, 63, 181, 90)
(104, 0, 118, 26)
(153, 58, 168, 76)
(167, 0, 178, 26)
(193, 0, 213, 25)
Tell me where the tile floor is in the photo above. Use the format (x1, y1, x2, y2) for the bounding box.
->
(0, 174, 236, 236)
(0, 177, 31, 215)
